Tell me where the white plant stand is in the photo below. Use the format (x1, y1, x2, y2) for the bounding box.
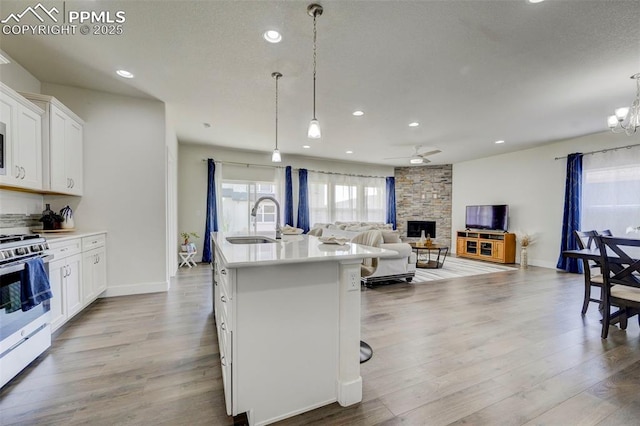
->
(179, 251, 197, 268)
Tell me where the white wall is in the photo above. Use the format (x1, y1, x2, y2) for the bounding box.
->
(452, 131, 640, 268)
(0, 50, 40, 93)
(178, 143, 394, 258)
(166, 105, 179, 278)
(0, 190, 42, 216)
(41, 83, 168, 296)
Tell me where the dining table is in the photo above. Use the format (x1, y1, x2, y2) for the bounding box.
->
(562, 244, 640, 327)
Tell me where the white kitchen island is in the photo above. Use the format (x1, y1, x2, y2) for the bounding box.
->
(211, 232, 392, 426)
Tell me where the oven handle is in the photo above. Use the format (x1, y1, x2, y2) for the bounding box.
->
(1, 254, 54, 276)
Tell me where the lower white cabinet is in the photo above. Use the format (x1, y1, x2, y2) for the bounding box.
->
(213, 255, 233, 416)
(82, 235, 107, 304)
(49, 249, 83, 332)
(48, 233, 107, 332)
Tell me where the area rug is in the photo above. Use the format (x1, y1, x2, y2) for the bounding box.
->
(412, 256, 517, 283)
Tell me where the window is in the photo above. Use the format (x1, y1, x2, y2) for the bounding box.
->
(307, 172, 386, 226)
(221, 181, 277, 233)
(582, 149, 640, 237)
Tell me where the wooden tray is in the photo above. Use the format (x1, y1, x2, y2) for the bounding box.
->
(31, 228, 76, 233)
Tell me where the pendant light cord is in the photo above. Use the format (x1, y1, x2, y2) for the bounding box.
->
(312, 11, 317, 120)
(275, 74, 279, 150)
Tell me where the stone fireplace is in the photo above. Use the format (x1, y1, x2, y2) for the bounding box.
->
(394, 165, 453, 247)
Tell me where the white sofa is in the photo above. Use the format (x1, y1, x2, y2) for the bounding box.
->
(309, 222, 417, 285)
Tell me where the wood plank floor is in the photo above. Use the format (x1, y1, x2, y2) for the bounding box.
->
(2, 263, 640, 425)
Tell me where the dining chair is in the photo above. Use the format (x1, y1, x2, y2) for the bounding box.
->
(574, 230, 605, 314)
(594, 235, 640, 339)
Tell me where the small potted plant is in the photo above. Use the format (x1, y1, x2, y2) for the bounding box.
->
(180, 232, 199, 252)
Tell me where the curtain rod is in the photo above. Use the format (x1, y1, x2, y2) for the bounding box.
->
(201, 158, 389, 179)
(554, 143, 640, 160)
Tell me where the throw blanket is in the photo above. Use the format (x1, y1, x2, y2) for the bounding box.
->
(20, 257, 53, 312)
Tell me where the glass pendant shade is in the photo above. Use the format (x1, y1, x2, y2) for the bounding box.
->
(271, 149, 282, 163)
(615, 107, 630, 120)
(607, 115, 618, 128)
(609, 73, 640, 135)
(307, 119, 321, 139)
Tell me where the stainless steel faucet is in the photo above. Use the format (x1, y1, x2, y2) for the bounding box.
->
(251, 196, 282, 239)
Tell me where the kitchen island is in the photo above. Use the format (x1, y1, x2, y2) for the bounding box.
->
(211, 232, 392, 426)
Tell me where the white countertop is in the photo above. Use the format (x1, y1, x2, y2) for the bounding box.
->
(35, 230, 107, 243)
(212, 231, 394, 268)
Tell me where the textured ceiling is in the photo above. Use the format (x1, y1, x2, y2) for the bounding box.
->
(1, 0, 639, 166)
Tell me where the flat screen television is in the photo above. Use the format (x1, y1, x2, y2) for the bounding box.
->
(465, 205, 509, 232)
(407, 220, 436, 238)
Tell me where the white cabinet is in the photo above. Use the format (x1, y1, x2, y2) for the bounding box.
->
(48, 238, 83, 332)
(0, 82, 43, 191)
(213, 254, 233, 416)
(20, 92, 84, 195)
(82, 235, 107, 304)
(48, 233, 107, 332)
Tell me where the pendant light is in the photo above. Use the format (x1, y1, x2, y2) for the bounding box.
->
(307, 3, 323, 139)
(271, 72, 282, 163)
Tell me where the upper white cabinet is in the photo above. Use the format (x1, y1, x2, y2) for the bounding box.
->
(21, 92, 84, 196)
(0, 82, 44, 191)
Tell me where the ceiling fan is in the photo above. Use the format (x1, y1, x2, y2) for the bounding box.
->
(384, 146, 442, 164)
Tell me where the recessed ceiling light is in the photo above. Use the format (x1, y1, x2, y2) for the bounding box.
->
(203, 123, 211, 128)
(116, 69, 134, 79)
(346, 150, 353, 154)
(495, 140, 505, 144)
(409, 122, 420, 127)
(528, 0, 545, 3)
(302, 145, 311, 149)
(263, 30, 282, 43)
(352, 110, 364, 116)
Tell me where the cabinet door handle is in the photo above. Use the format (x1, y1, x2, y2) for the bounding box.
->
(220, 295, 227, 303)
(221, 322, 226, 331)
(221, 356, 226, 367)
(70, 178, 74, 188)
(20, 167, 25, 179)
(15, 165, 20, 178)
(221, 269, 227, 275)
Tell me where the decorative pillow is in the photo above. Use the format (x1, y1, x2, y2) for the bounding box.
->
(345, 225, 373, 232)
(328, 224, 347, 230)
(321, 227, 360, 239)
(381, 230, 401, 243)
(311, 223, 331, 229)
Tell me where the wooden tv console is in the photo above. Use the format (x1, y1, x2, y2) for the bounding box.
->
(456, 230, 516, 264)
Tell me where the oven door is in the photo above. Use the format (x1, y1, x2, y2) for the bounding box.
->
(0, 255, 53, 346)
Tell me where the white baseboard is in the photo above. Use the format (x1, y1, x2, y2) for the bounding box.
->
(103, 280, 169, 297)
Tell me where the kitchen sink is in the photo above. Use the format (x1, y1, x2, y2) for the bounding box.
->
(226, 236, 277, 244)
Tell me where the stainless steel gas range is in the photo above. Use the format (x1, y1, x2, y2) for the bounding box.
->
(0, 234, 53, 388)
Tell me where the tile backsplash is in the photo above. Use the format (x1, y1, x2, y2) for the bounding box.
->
(0, 189, 44, 229)
(0, 213, 41, 229)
